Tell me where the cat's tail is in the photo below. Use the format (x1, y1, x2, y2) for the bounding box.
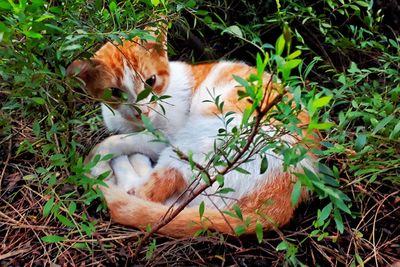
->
(100, 183, 251, 237)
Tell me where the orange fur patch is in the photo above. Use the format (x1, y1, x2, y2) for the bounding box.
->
(236, 173, 308, 229)
(138, 168, 187, 203)
(214, 63, 254, 87)
(200, 66, 278, 116)
(190, 62, 217, 92)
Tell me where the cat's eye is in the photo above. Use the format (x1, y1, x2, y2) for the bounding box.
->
(111, 87, 122, 98)
(145, 75, 156, 87)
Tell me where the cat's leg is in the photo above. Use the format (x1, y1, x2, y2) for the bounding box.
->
(136, 115, 225, 203)
(136, 147, 192, 203)
(110, 154, 154, 195)
(88, 132, 166, 178)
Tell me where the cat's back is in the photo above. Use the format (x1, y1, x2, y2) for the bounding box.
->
(188, 61, 265, 116)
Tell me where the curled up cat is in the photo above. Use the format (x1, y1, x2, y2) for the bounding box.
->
(67, 24, 320, 238)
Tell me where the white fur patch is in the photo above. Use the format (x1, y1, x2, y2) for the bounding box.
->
(122, 59, 137, 96)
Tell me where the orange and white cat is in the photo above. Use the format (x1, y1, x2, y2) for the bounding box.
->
(67, 26, 319, 237)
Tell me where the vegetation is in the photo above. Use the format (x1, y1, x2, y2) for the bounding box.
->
(0, 0, 399, 265)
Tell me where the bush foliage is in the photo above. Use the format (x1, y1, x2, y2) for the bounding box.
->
(0, 0, 399, 265)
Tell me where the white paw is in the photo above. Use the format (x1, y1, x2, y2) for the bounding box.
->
(111, 155, 143, 192)
(128, 154, 152, 177)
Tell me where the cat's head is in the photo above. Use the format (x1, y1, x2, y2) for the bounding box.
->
(67, 27, 169, 122)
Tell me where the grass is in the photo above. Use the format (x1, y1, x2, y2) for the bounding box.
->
(1, 0, 399, 265)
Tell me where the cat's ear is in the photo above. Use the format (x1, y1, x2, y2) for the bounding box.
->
(67, 59, 106, 98)
(67, 59, 100, 84)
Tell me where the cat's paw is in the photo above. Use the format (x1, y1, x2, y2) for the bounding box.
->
(111, 155, 143, 192)
(128, 154, 152, 177)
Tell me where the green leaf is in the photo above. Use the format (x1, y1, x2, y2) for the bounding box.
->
(68, 202, 77, 215)
(233, 74, 250, 89)
(319, 203, 332, 221)
(241, 106, 254, 126)
(195, 10, 208, 16)
(276, 241, 288, 251)
(45, 23, 64, 33)
(199, 201, 205, 218)
(101, 154, 114, 161)
(389, 120, 400, 139)
(43, 197, 54, 217)
(223, 25, 243, 39)
(41, 235, 65, 243)
(136, 88, 152, 102)
(24, 31, 43, 39)
(333, 209, 344, 233)
(332, 197, 351, 214)
(287, 50, 301, 59)
(223, 210, 238, 218)
(356, 1, 369, 7)
(355, 252, 364, 267)
(256, 53, 267, 76)
(291, 180, 302, 207)
(0, 1, 12, 9)
(56, 214, 75, 227)
(372, 115, 394, 135)
(108, 34, 123, 45)
(312, 96, 332, 110)
(308, 121, 335, 130)
(141, 114, 155, 132)
(194, 229, 205, 237)
(275, 0, 281, 10)
(234, 166, 251, 175)
(354, 134, 367, 151)
(150, 0, 160, 6)
(200, 172, 210, 185)
(109, 1, 117, 12)
(216, 174, 224, 186)
(234, 224, 246, 235)
(81, 222, 94, 237)
(275, 35, 285, 56)
(232, 204, 243, 221)
(102, 88, 112, 100)
(23, 174, 36, 180)
(32, 120, 40, 137)
(145, 239, 157, 259)
(35, 14, 55, 22)
(255, 220, 263, 243)
(72, 242, 89, 249)
(61, 44, 82, 52)
(217, 187, 235, 194)
(32, 97, 45, 105)
(285, 59, 302, 70)
(260, 156, 268, 174)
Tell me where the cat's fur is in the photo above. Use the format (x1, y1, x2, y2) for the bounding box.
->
(67, 27, 319, 237)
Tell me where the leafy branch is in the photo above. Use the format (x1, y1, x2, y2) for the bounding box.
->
(133, 73, 284, 257)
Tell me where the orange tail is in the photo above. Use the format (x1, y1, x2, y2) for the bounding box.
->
(100, 184, 249, 237)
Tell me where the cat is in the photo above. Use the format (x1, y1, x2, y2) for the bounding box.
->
(67, 25, 319, 238)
